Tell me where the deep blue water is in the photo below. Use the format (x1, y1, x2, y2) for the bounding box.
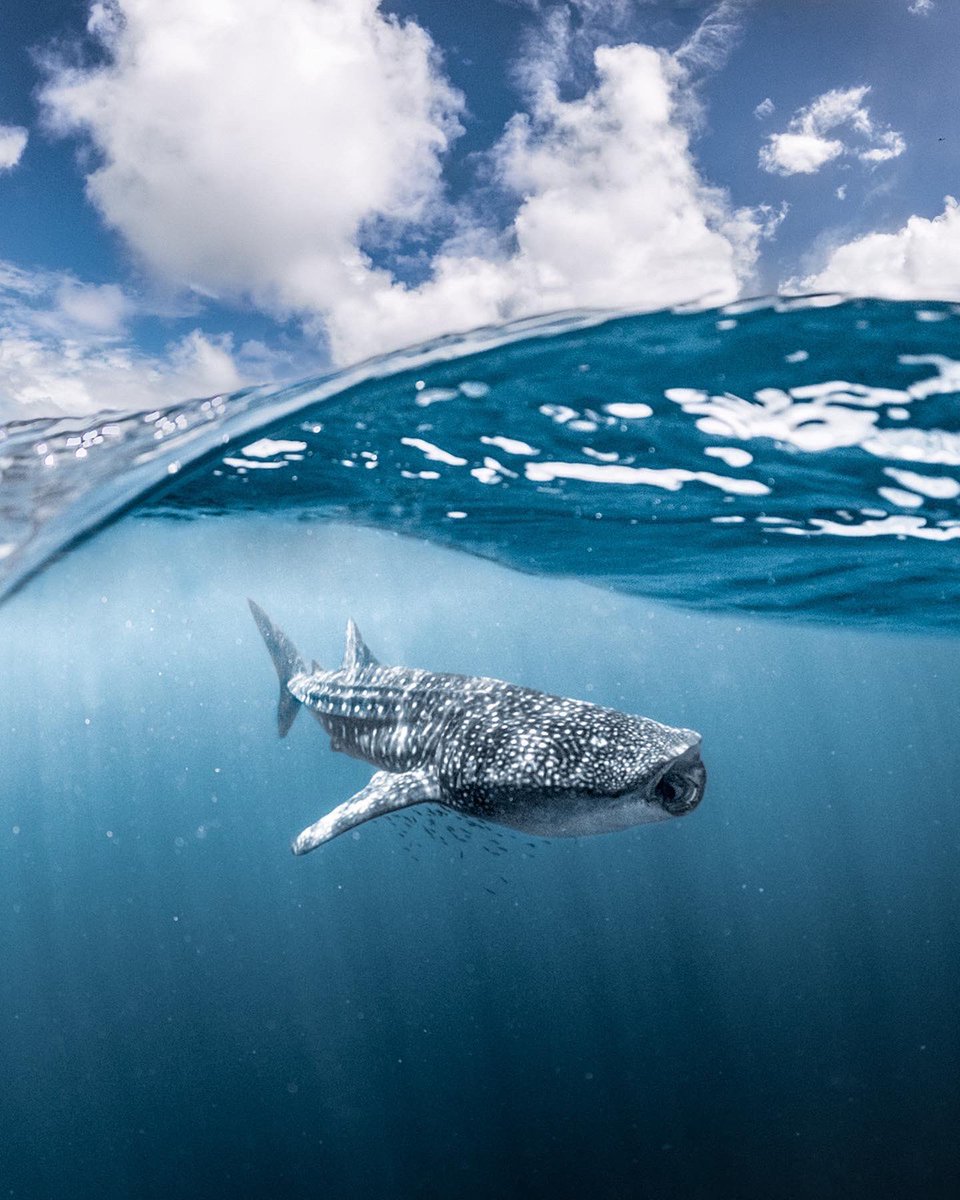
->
(1, 300, 960, 1198)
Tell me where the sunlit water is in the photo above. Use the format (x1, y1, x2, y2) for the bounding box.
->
(1, 300, 959, 1198)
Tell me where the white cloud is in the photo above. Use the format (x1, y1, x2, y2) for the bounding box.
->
(787, 196, 960, 300)
(0, 125, 28, 171)
(325, 43, 766, 362)
(0, 262, 261, 419)
(759, 86, 905, 176)
(763, 133, 844, 176)
(674, 0, 749, 74)
(53, 281, 133, 333)
(753, 97, 775, 120)
(38, 1, 764, 370)
(41, 0, 464, 317)
(908, 1, 934, 15)
(858, 131, 907, 163)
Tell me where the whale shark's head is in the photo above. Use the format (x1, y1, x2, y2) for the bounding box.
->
(566, 715, 706, 834)
(649, 737, 706, 818)
(614, 721, 706, 825)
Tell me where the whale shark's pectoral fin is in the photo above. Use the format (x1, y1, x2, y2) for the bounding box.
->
(291, 768, 439, 856)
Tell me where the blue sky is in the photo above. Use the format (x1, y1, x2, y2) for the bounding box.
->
(1, 0, 958, 417)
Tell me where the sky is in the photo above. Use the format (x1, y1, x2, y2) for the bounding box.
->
(0, 0, 958, 418)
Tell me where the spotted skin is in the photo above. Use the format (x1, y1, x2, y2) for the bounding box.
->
(249, 601, 706, 855)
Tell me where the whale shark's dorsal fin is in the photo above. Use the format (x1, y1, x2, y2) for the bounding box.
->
(342, 618, 379, 672)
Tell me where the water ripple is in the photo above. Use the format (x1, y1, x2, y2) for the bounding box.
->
(2, 298, 959, 624)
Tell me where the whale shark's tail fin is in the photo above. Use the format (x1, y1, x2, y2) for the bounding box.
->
(248, 600, 306, 737)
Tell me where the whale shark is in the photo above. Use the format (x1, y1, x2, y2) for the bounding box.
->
(249, 601, 706, 855)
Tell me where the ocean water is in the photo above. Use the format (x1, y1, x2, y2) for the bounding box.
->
(1, 299, 959, 1198)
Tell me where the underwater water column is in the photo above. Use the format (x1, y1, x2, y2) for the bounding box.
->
(1, 301, 959, 1199)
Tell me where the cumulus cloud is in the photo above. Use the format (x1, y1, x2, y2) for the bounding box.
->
(759, 86, 905, 176)
(786, 196, 960, 300)
(764, 132, 844, 176)
(53, 280, 133, 333)
(753, 97, 774, 120)
(908, 1, 934, 15)
(38, 0, 765, 369)
(325, 42, 767, 361)
(0, 262, 263, 418)
(41, 0, 464, 317)
(0, 125, 28, 171)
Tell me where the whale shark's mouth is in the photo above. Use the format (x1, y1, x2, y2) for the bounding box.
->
(653, 746, 706, 817)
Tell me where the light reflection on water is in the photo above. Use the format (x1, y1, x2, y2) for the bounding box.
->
(2, 298, 960, 622)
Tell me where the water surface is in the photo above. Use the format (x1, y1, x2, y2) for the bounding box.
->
(1, 300, 959, 1198)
